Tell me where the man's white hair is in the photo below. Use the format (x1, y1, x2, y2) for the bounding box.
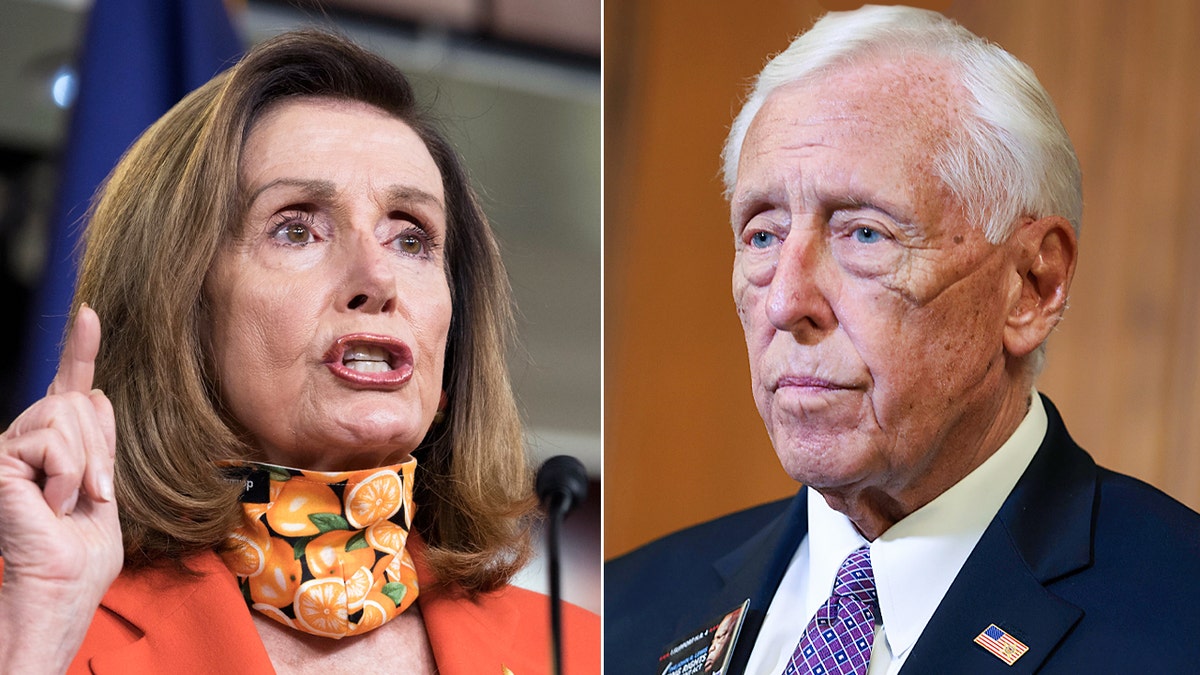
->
(721, 5, 1082, 245)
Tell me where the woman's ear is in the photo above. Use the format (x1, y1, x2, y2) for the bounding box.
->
(1003, 215, 1078, 358)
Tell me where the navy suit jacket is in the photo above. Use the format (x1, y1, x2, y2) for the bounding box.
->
(606, 397, 1200, 673)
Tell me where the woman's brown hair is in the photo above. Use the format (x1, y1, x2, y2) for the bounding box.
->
(73, 29, 533, 593)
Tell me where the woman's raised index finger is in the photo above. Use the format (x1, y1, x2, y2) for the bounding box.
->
(48, 304, 101, 396)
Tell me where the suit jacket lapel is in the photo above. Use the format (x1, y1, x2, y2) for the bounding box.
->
(901, 396, 1094, 673)
(701, 490, 809, 675)
(86, 552, 274, 674)
(418, 588, 521, 675)
(897, 521, 1083, 673)
(410, 535, 520, 675)
(87, 536, 541, 675)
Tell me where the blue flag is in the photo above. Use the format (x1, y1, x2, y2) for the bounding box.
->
(19, 0, 243, 407)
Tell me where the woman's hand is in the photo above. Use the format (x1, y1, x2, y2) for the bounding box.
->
(0, 305, 123, 674)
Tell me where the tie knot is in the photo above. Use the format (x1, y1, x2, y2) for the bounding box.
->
(832, 545, 876, 607)
(789, 545, 879, 673)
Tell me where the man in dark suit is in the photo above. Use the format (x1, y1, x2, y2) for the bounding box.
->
(605, 6, 1200, 674)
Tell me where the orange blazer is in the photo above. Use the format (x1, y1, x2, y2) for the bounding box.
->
(1, 539, 598, 674)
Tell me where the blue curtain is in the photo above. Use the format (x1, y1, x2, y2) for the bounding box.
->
(19, 0, 243, 407)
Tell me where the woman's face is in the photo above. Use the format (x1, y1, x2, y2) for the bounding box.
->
(205, 97, 452, 470)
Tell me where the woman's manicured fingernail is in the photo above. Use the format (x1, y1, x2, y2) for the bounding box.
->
(99, 473, 115, 502)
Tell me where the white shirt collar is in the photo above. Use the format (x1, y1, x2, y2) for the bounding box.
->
(805, 391, 1047, 667)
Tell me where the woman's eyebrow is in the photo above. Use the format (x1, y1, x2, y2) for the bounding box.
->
(246, 178, 337, 206)
(386, 185, 445, 215)
(245, 180, 444, 216)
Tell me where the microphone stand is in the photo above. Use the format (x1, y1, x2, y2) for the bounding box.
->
(546, 488, 568, 675)
(536, 455, 588, 675)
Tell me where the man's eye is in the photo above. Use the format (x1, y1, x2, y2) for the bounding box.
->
(853, 226, 883, 244)
(750, 231, 776, 249)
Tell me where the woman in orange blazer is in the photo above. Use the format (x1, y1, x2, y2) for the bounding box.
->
(0, 30, 597, 674)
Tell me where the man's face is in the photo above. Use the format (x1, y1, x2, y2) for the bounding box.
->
(704, 614, 737, 670)
(731, 58, 1026, 506)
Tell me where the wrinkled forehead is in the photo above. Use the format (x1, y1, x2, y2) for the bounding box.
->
(728, 55, 981, 241)
(751, 53, 967, 163)
(734, 54, 970, 218)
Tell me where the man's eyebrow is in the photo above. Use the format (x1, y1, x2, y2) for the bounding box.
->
(822, 193, 912, 223)
(731, 188, 766, 208)
(730, 186, 782, 216)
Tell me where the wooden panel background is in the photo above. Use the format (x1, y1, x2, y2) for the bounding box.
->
(604, 0, 1200, 559)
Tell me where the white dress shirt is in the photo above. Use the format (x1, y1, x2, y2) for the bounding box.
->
(743, 393, 1048, 675)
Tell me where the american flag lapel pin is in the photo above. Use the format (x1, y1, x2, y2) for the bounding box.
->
(973, 624, 1029, 666)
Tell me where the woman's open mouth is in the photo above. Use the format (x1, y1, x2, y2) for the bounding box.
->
(323, 333, 414, 388)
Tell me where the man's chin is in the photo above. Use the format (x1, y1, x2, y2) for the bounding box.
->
(772, 444, 877, 492)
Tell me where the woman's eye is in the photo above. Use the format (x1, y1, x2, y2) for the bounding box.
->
(284, 223, 312, 244)
(749, 231, 776, 249)
(398, 233, 424, 255)
(269, 212, 317, 246)
(391, 227, 433, 256)
(853, 226, 883, 244)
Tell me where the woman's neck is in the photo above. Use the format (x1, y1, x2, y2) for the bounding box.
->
(252, 604, 436, 674)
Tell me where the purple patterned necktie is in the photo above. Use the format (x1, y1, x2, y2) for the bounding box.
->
(782, 545, 878, 675)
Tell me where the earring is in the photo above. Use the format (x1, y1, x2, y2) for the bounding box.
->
(433, 390, 448, 424)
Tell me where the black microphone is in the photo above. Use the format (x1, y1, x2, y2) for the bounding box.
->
(536, 455, 588, 675)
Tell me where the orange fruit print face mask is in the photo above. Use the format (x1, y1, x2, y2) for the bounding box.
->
(219, 458, 419, 638)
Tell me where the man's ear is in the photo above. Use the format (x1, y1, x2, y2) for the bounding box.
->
(1003, 215, 1078, 358)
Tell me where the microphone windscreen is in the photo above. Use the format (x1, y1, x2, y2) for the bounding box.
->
(536, 455, 589, 513)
